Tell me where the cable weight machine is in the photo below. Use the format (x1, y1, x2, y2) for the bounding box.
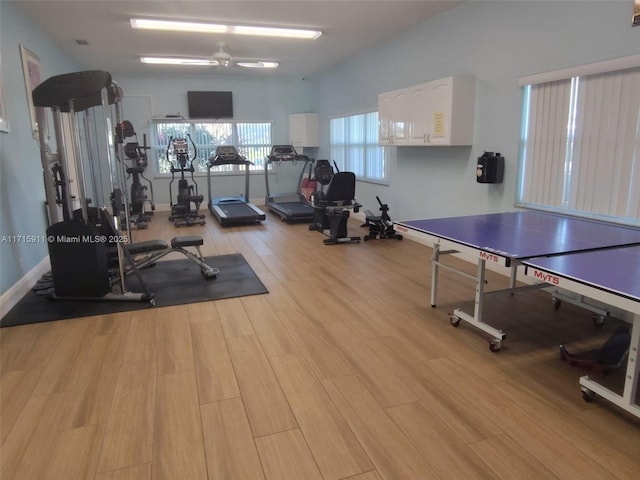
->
(33, 70, 152, 302)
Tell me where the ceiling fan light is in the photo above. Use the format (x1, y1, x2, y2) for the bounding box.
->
(130, 18, 321, 39)
(237, 61, 279, 69)
(140, 56, 213, 66)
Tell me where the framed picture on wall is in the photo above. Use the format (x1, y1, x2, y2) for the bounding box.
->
(20, 45, 42, 139)
(634, 0, 640, 26)
(0, 60, 8, 133)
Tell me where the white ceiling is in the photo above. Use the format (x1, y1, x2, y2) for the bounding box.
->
(14, 0, 461, 77)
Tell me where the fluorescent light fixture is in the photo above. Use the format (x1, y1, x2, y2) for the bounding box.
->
(236, 61, 279, 69)
(140, 56, 212, 66)
(130, 18, 321, 39)
(140, 56, 279, 69)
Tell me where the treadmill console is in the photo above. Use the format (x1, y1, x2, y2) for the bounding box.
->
(268, 144, 311, 163)
(208, 145, 249, 167)
(269, 145, 298, 161)
(215, 145, 240, 161)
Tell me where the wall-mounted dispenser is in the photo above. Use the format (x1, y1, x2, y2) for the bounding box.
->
(476, 151, 504, 183)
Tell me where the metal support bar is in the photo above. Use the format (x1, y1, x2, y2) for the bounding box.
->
(580, 314, 640, 418)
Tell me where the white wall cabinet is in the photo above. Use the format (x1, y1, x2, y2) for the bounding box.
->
(289, 113, 319, 148)
(378, 75, 476, 146)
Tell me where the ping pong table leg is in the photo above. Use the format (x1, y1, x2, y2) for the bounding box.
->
(450, 257, 506, 352)
(509, 264, 517, 290)
(622, 315, 640, 405)
(431, 243, 440, 307)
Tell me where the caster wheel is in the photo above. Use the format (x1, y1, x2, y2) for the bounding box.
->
(553, 297, 562, 310)
(592, 314, 605, 327)
(449, 314, 461, 327)
(582, 390, 595, 403)
(489, 341, 502, 352)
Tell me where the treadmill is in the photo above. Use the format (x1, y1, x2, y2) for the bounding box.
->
(264, 145, 315, 223)
(206, 146, 266, 226)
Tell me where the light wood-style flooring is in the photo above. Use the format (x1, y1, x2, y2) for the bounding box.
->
(1, 209, 639, 479)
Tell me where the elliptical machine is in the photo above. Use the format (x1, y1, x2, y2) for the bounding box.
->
(115, 120, 155, 229)
(166, 134, 205, 227)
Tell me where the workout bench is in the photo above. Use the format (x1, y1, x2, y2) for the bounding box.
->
(125, 235, 218, 279)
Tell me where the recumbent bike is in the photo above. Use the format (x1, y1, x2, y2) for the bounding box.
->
(309, 160, 361, 245)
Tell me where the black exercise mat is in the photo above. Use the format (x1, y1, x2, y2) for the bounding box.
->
(1, 254, 268, 328)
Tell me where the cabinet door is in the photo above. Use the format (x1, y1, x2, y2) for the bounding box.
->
(378, 93, 394, 145)
(289, 113, 318, 147)
(391, 89, 410, 145)
(407, 83, 430, 144)
(425, 77, 453, 145)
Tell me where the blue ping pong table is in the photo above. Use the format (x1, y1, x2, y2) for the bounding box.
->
(395, 211, 640, 417)
(395, 211, 640, 349)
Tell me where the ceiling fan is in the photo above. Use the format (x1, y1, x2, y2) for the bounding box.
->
(210, 41, 278, 69)
(140, 41, 279, 69)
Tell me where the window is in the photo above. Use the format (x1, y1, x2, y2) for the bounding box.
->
(151, 121, 272, 175)
(517, 59, 640, 225)
(330, 111, 388, 183)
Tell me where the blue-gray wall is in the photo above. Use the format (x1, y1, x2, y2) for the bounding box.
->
(1, 1, 639, 295)
(116, 73, 313, 203)
(309, 0, 640, 220)
(0, 2, 80, 294)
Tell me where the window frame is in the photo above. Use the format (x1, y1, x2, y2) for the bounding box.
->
(329, 110, 389, 185)
(150, 119, 273, 176)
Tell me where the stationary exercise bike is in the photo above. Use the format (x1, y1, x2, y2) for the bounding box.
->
(166, 134, 205, 227)
(115, 120, 155, 229)
(309, 161, 361, 245)
(362, 196, 403, 241)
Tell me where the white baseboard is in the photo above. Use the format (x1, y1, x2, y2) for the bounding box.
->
(1, 256, 51, 319)
(152, 203, 172, 212)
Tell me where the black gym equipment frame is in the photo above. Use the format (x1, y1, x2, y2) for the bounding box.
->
(166, 135, 206, 227)
(32, 70, 218, 305)
(33, 70, 152, 303)
(115, 120, 155, 229)
(206, 146, 265, 226)
(264, 145, 315, 223)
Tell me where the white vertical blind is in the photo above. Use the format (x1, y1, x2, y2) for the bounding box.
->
(520, 80, 572, 208)
(330, 111, 387, 183)
(518, 66, 640, 225)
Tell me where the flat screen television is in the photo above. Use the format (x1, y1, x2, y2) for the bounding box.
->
(187, 91, 233, 119)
